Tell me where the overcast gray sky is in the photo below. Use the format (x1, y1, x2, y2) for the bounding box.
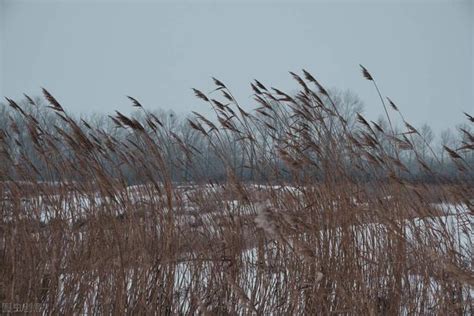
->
(0, 0, 472, 131)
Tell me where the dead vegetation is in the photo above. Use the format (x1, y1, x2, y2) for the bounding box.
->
(0, 67, 473, 314)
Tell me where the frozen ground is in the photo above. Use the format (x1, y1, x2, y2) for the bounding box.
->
(2, 183, 472, 313)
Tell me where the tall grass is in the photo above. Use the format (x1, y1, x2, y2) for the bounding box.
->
(0, 67, 472, 314)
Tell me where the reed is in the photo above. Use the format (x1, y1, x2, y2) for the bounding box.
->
(0, 68, 472, 314)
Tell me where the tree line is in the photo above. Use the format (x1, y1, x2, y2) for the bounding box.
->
(0, 86, 472, 185)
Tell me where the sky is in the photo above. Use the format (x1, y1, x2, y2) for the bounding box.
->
(0, 0, 472, 132)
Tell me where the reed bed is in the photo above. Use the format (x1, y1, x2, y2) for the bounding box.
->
(0, 67, 472, 314)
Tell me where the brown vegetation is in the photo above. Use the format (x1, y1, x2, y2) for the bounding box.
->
(0, 67, 472, 314)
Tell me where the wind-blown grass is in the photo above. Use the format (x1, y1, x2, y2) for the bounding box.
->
(0, 67, 472, 314)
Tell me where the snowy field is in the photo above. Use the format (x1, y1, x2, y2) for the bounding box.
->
(1, 182, 472, 314)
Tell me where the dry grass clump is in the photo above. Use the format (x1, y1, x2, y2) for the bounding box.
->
(0, 67, 472, 314)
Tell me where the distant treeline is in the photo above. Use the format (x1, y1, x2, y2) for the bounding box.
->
(0, 84, 472, 185)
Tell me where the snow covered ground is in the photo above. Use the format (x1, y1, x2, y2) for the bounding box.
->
(3, 183, 472, 313)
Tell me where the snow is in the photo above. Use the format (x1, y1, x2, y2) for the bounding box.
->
(3, 183, 472, 313)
